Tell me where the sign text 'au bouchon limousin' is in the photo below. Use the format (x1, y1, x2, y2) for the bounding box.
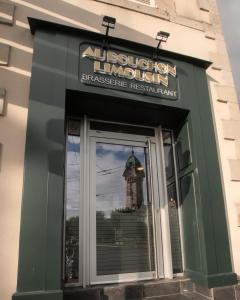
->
(80, 44, 178, 100)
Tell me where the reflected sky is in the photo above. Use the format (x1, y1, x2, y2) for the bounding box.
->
(96, 143, 148, 218)
(66, 139, 149, 219)
(66, 135, 80, 219)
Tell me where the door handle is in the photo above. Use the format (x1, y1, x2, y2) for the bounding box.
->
(146, 139, 154, 206)
(146, 139, 160, 210)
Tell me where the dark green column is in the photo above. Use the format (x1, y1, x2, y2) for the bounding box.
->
(178, 65, 237, 288)
(13, 30, 67, 300)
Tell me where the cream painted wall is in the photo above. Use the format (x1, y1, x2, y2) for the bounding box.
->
(0, 0, 239, 299)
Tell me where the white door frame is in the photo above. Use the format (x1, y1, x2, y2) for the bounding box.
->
(89, 136, 159, 284)
(87, 123, 173, 285)
(64, 118, 174, 287)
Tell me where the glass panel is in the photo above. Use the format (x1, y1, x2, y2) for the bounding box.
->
(90, 121, 155, 137)
(95, 143, 155, 275)
(163, 130, 175, 180)
(163, 130, 183, 273)
(176, 122, 192, 171)
(64, 121, 80, 283)
(167, 184, 183, 273)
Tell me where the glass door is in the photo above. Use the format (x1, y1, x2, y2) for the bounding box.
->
(89, 133, 163, 284)
(64, 119, 180, 287)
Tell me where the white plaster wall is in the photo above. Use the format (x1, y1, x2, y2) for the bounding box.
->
(0, 0, 239, 299)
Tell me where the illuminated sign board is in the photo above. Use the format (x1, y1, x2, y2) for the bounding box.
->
(80, 44, 178, 100)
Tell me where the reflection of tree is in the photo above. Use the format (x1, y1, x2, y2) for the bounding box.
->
(65, 217, 79, 282)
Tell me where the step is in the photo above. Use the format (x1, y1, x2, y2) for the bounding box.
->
(64, 278, 196, 300)
(64, 290, 190, 300)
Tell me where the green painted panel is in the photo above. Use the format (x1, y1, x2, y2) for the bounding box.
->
(15, 30, 67, 299)
(13, 290, 63, 300)
(176, 122, 192, 171)
(180, 172, 201, 272)
(192, 66, 234, 275)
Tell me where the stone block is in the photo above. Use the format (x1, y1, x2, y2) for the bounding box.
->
(154, 295, 190, 299)
(184, 292, 211, 299)
(222, 120, 240, 140)
(235, 283, 240, 299)
(125, 284, 144, 299)
(180, 279, 194, 293)
(213, 285, 235, 300)
(215, 85, 237, 103)
(0, 88, 6, 115)
(104, 285, 125, 300)
(222, 71, 235, 87)
(144, 281, 180, 297)
(195, 283, 212, 298)
(174, 0, 202, 21)
(203, 23, 215, 40)
(0, 143, 2, 171)
(238, 214, 240, 227)
(104, 283, 144, 300)
(235, 141, 240, 159)
(229, 103, 240, 120)
(209, 53, 230, 71)
(229, 159, 240, 181)
(0, 1, 15, 25)
(0, 43, 10, 65)
(64, 287, 103, 300)
(95, 0, 170, 20)
(170, 15, 204, 30)
(198, 0, 210, 12)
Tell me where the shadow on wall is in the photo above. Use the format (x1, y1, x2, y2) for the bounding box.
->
(2, 0, 160, 109)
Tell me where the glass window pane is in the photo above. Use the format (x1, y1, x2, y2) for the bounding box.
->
(90, 121, 155, 137)
(64, 121, 80, 283)
(167, 183, 183, 273)
(163, 130, 183, 274)
(95, 143, 155, 275)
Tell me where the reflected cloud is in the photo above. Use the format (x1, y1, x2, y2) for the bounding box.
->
(96, 143, 147, 217)
(97, 143, 145, 154)
(66, 135, 80, 219)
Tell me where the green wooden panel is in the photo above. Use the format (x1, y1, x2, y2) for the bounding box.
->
(13, 31, 67, 300)
(176, 122, 192, 172)
(192, 66, 235, 275)
(180, 172, 201, 272)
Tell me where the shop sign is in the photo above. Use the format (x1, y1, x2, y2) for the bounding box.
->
(80, 44, 178, 100)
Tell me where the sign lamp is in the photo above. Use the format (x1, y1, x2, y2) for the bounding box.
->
(154, 31, 170, 60)
(102, 15, 116, 37)
(101, 15, 116, 49)
(156, 31, 170, 44)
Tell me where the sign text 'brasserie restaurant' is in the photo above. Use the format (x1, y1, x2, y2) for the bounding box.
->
(80, 45, 178, 100)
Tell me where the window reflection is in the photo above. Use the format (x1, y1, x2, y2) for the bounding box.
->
(96, 143, 155, 275)
(96, 144, 148, 216)
(65, 121, 80, 283)
(163, 130, 183, 274)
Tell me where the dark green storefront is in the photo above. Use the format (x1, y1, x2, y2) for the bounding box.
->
(13, 18, 237, 300)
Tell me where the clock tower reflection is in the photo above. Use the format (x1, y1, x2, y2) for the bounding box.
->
(122, 150, 145, 211)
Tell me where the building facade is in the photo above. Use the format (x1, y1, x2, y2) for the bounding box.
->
(0, 1, 240, 300)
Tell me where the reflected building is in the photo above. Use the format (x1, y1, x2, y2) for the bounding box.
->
(122, 151, 145, 210)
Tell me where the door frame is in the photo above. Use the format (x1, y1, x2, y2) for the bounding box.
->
(64, 117, 174, 287)
(89, 135, 160, 284)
